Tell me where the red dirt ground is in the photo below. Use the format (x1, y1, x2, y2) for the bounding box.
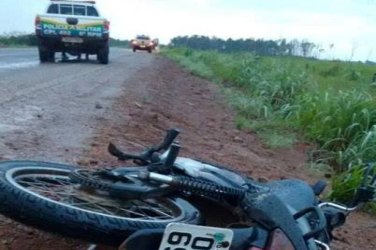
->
(1, 56, 375, 249)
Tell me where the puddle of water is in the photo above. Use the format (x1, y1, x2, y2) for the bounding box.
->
(0, 61, 39, 70)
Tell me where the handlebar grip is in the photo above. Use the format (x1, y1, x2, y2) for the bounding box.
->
(156, 129, 180, 151)
(108, 142, 128, 160)
(164, 144, 180, 167)
(108, 142, 149, 164)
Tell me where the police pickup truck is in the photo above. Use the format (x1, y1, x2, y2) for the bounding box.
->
(35, 0, 110, 64)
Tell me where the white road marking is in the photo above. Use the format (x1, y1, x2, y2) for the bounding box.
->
(0, 61, 39, 69)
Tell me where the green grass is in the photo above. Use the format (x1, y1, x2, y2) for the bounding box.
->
(162, 47, 376, 204)
(330, 164, 376, 210)
(0, 33, 38, 47)
(163, 48, 310, 149)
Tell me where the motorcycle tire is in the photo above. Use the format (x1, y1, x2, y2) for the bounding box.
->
(0, 161, 201, 245)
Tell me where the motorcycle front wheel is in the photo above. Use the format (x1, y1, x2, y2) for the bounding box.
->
(0, 161, 201, 245)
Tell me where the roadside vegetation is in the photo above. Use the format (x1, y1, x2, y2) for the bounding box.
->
(0, 33, 38, 47)
(109, 38, 130, 48)
(162, 45, 376, 205)
(0, 33, 129, 48)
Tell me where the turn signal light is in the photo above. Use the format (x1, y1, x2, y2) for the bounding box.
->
(35, 16, 41, 27)
(104, 20, 110, 32)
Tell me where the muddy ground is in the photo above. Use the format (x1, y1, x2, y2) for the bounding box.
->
(0, 54, 375, 249)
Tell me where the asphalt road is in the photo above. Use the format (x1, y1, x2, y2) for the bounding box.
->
(0, 48, 39, 71)
(0, 47, 154, 164)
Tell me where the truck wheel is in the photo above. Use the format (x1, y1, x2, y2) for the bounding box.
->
(0, 161, 201, 245)
(133, 48, 136, 52)
(48, 51, 55, 62)
(148, 49, 152, 53)
(38, 45, 50, 63)
(97, 45, 109, 64)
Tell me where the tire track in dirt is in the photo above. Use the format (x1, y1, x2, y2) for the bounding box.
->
(0, 48, 155, 250)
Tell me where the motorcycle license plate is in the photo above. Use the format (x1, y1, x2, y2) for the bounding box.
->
(158, 223, 233, 250)
(62, 37, 83, 43)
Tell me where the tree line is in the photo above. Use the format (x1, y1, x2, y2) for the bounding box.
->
(0, 32, 322, 58)
(0, 32, 129, 47)
(0, 33, 38, 47)
(170, 35, 322, 58)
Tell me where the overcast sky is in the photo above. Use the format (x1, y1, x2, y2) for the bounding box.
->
(1, 0, 376, 61)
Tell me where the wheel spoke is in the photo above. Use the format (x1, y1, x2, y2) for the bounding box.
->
(10, 168, 180, 222)
(134, 205, 173, 219)
(86, 202, 117, 215)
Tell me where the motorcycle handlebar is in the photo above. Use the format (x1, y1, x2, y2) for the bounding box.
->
(108, 129, 180, 164)
(154, 129, 180, 151)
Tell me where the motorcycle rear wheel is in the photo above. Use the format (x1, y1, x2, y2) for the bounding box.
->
(0, 161, 201, 245)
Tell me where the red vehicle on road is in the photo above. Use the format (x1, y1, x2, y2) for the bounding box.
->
(131, 35, 157, 53)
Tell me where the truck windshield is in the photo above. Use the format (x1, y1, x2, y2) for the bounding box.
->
(137, 36, 150, 40)
(74, 5, 86, 16)
(47, 4, 59, 14)
(48, 4, 99, 16)
(60, 4, 73, 15)
(87, 6, 99, 16)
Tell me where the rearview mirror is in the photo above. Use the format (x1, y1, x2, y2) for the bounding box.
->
(351, 163, 376, 205)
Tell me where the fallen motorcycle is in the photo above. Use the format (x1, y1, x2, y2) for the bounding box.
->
(0, 129, 374, 250)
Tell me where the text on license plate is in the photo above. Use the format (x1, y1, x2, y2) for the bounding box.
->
(62, 37, 83, 43)
(158, 223, 233, 250)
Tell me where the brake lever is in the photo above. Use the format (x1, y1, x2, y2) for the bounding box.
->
(351, 163, 376, 205)
(108, 143, 149, 165)
(164, 143, 180, 167)
(108, 142, 127, 160)
(353, 187, 375, 203)
(155, 129, 180, 152)
(108, 129, 180, 165)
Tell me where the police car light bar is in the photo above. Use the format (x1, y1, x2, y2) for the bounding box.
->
(50, 0, 96, 4)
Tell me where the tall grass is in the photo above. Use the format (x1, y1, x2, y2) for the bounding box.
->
(163, 48, 376, 163)
(163, 48, 376, 203)
(295, 91, 376, 170)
